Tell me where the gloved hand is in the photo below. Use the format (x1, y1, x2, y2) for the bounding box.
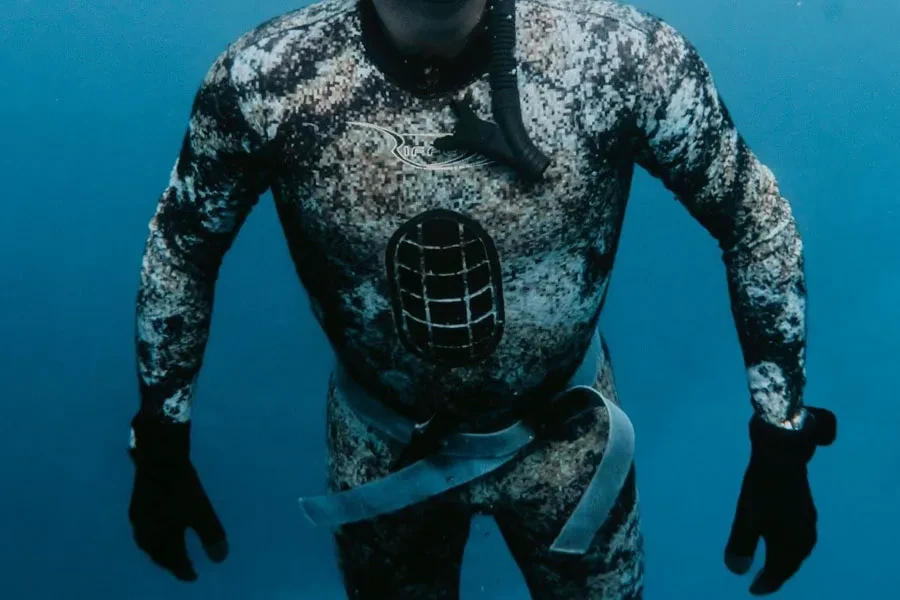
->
(128, 413, 228, 581)
(725, 406, 837, 595)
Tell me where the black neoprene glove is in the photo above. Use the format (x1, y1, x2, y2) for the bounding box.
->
(725, 406, 837, 595)
(128, 413, 228, 581)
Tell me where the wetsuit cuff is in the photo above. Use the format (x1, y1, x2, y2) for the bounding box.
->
(748, 406, 836, 468)
(129, 412, 192, 464)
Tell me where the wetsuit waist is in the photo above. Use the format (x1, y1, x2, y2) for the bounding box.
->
(336, 339, 601, 435)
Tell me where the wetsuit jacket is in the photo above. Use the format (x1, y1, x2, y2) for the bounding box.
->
(135, 0, 807, 429)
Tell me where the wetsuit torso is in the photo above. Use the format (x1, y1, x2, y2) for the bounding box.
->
(137, 0, 807, 430)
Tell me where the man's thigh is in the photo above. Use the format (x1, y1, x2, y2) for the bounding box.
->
(487, 336, 644, 600)
(326, 376, 473, 599)
(494, 466, 644, 600)
(333, 503, 474, 600)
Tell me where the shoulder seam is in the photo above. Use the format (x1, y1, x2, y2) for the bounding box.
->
(232, 0, 356, 55)
(523, 0, 657, 36)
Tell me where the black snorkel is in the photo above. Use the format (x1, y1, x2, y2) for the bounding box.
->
(486, 0, 551, 180)
(431, 0, 552, 182)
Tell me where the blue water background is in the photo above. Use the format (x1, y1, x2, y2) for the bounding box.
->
(1, 0, 897, 598)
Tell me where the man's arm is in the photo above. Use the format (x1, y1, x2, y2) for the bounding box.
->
(135, 45, 270, 426)
(630, 24, 838, 593)
(633, 21, 807, 429)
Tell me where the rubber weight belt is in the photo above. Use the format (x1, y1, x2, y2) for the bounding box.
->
(299, 331, 635, 554)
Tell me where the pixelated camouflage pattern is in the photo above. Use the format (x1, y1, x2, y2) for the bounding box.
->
(136, 0, 806, 428)
(327, 333, 643, 599)
(135, 0, 808, 595)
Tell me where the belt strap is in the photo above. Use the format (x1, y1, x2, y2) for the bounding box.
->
(550, 384, 635, 554)
(299, 331, 635, 554)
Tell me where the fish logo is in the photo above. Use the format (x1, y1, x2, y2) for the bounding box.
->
(348, 121, 492, 171)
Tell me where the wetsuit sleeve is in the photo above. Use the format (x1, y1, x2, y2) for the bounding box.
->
(135, 47, 269, 424)
(633, 22, 807, 428)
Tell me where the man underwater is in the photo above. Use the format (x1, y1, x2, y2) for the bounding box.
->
(127, 0, 838, 597)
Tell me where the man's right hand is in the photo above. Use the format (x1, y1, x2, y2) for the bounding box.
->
(128, 416, 228, 581)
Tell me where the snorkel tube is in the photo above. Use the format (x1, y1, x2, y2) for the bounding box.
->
(488, 0, 551, 180)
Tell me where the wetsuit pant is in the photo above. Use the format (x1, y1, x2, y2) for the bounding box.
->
(325, 341, 644, 600)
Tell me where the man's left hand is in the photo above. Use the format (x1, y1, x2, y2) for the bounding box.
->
(724, 406, 837, 595)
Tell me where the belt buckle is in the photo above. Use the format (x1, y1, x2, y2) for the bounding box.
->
(411, 413, 436, 437)
(393, 410, 453, 470)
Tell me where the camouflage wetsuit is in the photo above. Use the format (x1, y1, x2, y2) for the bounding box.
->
(135, 0, 808, 597)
